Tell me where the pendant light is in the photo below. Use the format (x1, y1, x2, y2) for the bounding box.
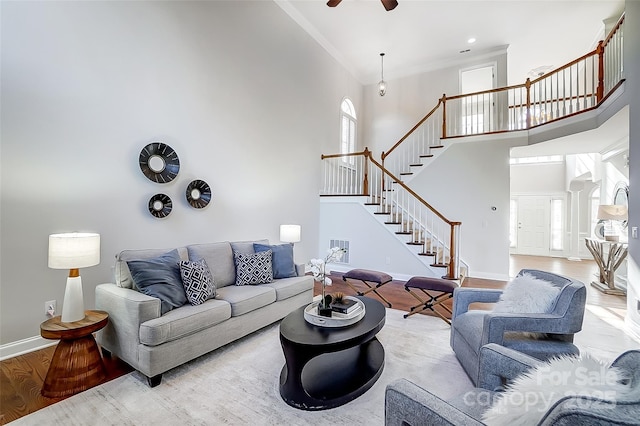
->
(378, 53, 387, 97)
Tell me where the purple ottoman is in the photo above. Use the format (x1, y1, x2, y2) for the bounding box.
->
(342, 269, 393, 308)
(403, 276, 458, 324)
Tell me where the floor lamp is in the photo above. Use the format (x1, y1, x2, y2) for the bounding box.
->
(48, 232, 101, 323)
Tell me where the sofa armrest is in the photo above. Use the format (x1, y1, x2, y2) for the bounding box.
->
(95, 283, 161, 367)
(482, 312, 566, 344)
(452, 288, 503, 320)
(478, 343, 542, 391)
(385, 379, 483, 426)
(295, 263, 306, 277)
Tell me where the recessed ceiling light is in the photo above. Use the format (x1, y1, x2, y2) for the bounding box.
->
(467, 37, 476, 44)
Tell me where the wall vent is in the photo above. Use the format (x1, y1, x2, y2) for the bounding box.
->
(329, 239, 350, 264)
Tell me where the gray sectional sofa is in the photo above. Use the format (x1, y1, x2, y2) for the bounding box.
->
(95, 239, 313, 386)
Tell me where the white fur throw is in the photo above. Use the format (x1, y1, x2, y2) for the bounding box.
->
(482, 353, 639, 426)
(493, 273, 560, 315)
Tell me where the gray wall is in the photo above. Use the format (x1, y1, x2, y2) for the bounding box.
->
(361, 51, 508, 159)
(0, 1, 363, 347)
(625, 0, 640, 338)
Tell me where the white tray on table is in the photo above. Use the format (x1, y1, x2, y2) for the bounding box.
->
(303, 296, 365, 328)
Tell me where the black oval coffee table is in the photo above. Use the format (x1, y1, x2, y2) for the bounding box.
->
(279, 296, 386, 410)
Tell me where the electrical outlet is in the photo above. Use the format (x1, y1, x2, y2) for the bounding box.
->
(45, 300, 56, 317)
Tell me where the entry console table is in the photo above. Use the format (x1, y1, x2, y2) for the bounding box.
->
(279, 296, 385, 410)
(585, 238, 627, 296)
(40, 310, 109, 397)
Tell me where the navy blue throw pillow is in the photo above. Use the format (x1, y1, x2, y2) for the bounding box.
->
(253, 243, 297, 279)
(127, 249, 187, 315)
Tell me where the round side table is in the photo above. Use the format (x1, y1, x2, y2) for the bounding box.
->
(40, 310, 109, 398)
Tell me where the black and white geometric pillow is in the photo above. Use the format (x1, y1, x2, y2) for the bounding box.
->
(234, 250, 273, 286)
(179, 259, 215, 305)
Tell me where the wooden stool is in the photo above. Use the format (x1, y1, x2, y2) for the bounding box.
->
(342, 269, 393, 308)
(403, 277, 457, 324)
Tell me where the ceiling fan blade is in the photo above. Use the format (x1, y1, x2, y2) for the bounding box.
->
(381, 0, 398, 11)
(326, 0, 342, 7)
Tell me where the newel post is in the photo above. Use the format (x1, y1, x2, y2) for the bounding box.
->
(363, 147, 370, 196)
(525, 78, 532, 129)
(596, 40, 605, 102)
(441, 94, 447, 138)
(445, 222, 461, 280)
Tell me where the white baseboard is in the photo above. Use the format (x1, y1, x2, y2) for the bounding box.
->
(0, 335, 56, 361)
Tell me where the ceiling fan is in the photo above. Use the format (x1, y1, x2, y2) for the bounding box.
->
(327, 0, 398, 12)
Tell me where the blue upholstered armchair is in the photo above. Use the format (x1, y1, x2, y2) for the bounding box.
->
(385, 344, 640, 426)
(450, 269, 586, 386)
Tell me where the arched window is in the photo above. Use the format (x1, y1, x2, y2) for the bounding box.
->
(340, 98, 357, 163)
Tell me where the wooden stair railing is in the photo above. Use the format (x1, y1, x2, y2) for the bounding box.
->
(320, 149, 462, 280)
(381, 13, 625, 179)
(319, 13, 625, 281)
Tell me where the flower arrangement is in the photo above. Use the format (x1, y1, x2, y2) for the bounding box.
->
(309, 247, 347, 316)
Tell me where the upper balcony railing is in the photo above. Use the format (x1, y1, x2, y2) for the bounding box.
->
(382, 13, 625, 177)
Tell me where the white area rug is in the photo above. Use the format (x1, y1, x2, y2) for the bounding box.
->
(10, 309, 471, 425)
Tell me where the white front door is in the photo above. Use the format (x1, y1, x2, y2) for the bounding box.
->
(515, 196, 551, 256)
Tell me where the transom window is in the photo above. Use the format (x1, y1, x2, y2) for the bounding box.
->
(340, 98, 357, 164)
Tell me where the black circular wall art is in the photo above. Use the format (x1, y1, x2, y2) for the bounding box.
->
(139, 142, 180, 183)
(148, 194, 173, 218)
(186, 180, 212, 209)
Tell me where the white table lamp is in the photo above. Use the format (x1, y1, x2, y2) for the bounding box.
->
(280, 225, 301, 244)
(48, 232, 100, 322)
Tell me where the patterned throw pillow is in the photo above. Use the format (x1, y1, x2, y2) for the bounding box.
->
(234, 250, 273, 286)
(179, 259, 215, 305)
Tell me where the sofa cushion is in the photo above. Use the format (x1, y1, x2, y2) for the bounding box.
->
(127, 249, 188, 315)
(186, 242, 235, 288)
(234, 250, 274, 286)
(254, 243, 297, 279)
(139, 299, 232, 346)
(453, 311, 487, 355)
(179, 259, 215, 305)
(115, 247, 188, 289)
(215, 285, 276, 317)
(262, 275, 313, 301)
(230, 239, 269, 254)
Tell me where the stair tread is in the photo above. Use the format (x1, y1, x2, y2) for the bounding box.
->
(409, 164, 423, 167)
(431, 145, 444, 149)
(385, 221, 402, 225)
(396, 231, 412, 235)
(419, 154, 434, 158)
(430, 263, 448, 268)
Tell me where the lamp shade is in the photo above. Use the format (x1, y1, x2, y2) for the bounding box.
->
(48, 233, 100, 269)
(597, 205, 628, 221)
(280, 225, 301, 243)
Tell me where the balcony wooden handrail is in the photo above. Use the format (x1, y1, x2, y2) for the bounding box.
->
(382, 12, 625, 162)
(321, 148, 370, 160)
